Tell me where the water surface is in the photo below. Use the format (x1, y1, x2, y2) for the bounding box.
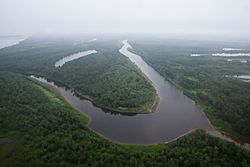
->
(55, 50, 97, 68)
(232, 75, 250, 82)
(0, 36, 26, 49)
(32, 40, 212, 144)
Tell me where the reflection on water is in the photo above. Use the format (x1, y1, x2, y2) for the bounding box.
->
(31, 40, 212, 144)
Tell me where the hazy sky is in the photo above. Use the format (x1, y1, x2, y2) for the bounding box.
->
(0, 0, 250, 37)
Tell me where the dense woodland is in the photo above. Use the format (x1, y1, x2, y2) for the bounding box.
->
(131, 38, 250, 142)
(0, 36, 156, 113)
(0, 72, 250, 167)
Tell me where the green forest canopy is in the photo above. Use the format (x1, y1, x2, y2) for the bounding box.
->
(0, 72, 249, 167)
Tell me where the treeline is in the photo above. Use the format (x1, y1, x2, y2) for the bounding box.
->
(131, 39, 250, 142)
(0, 36, 156, 113)
(0, 72, 249, 167)
(50, 45, 156, 112)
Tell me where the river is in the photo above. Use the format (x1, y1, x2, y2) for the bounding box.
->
(31, 40, 213, 144)
(55, 50, 97, 68)
(0, 35, 26, 49)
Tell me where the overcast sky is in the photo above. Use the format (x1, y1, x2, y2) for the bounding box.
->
(0, 0, 250, 37)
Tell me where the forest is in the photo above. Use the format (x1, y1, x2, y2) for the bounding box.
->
(0, 36, 156, 113)
(0, 72, 250, 167)
(131, 38, 250, 143)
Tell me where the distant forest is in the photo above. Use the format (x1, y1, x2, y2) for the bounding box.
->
(0, 37, 156, 113)
(131, 39, 250, 143)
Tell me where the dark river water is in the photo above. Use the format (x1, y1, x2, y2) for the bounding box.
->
(31, 40, 212, 144)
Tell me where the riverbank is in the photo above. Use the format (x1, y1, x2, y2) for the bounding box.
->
(119, 40, 159, 113)
(0, 36, 158, 115)
(2, 73, 249, 166)
(74, 89, 159, 114)
(28, 74, 250, 150)
(30, 75, 157, 114)
(133, 51, 250, 146)
(129, 41, 250, 145)
(9, 39, 241, 145)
